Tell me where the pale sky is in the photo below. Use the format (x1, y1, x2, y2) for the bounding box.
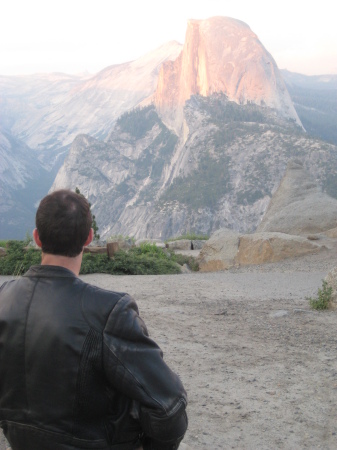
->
(1, 0, 336, 77)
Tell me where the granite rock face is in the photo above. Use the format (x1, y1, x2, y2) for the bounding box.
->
(51, 100, 337, 240)
(154, 17, 301, 133)
(197, 229, 241, 272)
(0, 42, 182, 238)
(257, 160, 337, 236)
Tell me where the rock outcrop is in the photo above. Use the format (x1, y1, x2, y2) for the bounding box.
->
(197, 229, 240, 271)
(198, 228, 324, 272)
(257, 160, 337, 236)
(0, 42, 182, 238)
(166, 240, 193, 251)
(51, 99, 337, 240)
(324, 227, 337, 238)
(235, 232, 322, 265)
(154, 17, 301, 133)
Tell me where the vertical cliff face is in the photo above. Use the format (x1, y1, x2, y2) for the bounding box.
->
(154, 17, 301, 132)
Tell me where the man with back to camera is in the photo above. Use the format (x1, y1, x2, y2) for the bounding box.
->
(0, 189, 188, 450)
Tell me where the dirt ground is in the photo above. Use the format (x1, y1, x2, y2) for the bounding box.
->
(1, 249, 337, 449)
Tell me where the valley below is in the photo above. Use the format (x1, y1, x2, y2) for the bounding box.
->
(1, 247, 337, 449)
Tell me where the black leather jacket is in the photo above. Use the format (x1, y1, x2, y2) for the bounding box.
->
(0, 266, 187, 450)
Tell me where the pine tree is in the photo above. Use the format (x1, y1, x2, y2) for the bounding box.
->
(75, 187, 100, 240)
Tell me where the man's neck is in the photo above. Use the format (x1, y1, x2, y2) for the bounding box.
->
(40, 252, 83, 276)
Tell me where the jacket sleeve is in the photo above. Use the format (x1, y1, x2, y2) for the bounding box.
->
(102, 294, 188, 449)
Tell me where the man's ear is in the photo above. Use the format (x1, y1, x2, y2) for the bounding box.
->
(33, 228, 42, 248)
(84, 228, 94, 247)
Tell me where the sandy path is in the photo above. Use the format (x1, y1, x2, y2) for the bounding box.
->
(1, 256, 336, 449)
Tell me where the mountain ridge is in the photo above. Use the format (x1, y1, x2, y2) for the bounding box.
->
(1, 17, 336, 239)
(52, 96, 337, 240)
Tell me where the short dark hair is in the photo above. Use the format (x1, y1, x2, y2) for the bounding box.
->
(36, 190, 92, 257)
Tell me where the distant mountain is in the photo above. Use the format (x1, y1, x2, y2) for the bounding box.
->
(0, 130, 54, 238)
(0, 41, 182, 152)
(281, 70, 337, 90)
(281, 70, 337, 145)
(0, 42, 182, 238)
(1, 17, 336, 239)
(154, 17, 302, 133)
(51, 97, 336, 239)
(52, 17, 337, 239)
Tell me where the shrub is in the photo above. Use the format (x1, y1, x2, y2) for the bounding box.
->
(116, 106, 159, 139)
(166, 233, 209, 242)
(132, 243, 167, 259)
(0, 241, 41, 276)
(108, 234, 135, 243)
(0, 241, 199, 276)
(160, 154, 230, 210)
(170, 252, 199, 272)
(80, 247, 181, 275)
(307, 280, 333, 310)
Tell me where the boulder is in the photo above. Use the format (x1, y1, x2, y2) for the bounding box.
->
(180, 263, 192, 274)
(198, 229, 240, 272)
(108, 238, 134, 250)
(257, 160, 337, 236)
(191, 239, 207, 250)
(166, 239, 192, 251)
(325, 266, 337, 308)
(107, 242, 120, 258)
(235, 232, 323, 265)
(83, 246, 107, 254)
(198, 229, 325, 272)
(324, 227, 337, 239)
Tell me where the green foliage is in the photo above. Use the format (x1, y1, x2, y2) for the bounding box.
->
(169, 252, 199, 272)
(166, 233, 209, 242)
(0, 241, 186, 276)
(161, 154, 230, 210)
(108, 234, 135, 243)
(0, 240, 7, 247)
(80, 245, 181, 275)
(0, 241, 41, 276)
(236, 190, 265, 205)
(116, 106, 159, 139)
(23, 231, 33, 246)
(307, 280, 333, 310)
(75, 187, 100, 240)
(132, 243, 167, 258)
(112, 108, 178, 207)
(196, 94, 265, 125)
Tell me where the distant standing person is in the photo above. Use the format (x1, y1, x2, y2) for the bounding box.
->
(0, 189, 188, 450)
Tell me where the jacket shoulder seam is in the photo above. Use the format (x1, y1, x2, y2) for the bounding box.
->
(80, 285, 124, 333)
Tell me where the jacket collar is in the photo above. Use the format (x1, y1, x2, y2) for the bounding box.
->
(23, 265, 77, 278)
